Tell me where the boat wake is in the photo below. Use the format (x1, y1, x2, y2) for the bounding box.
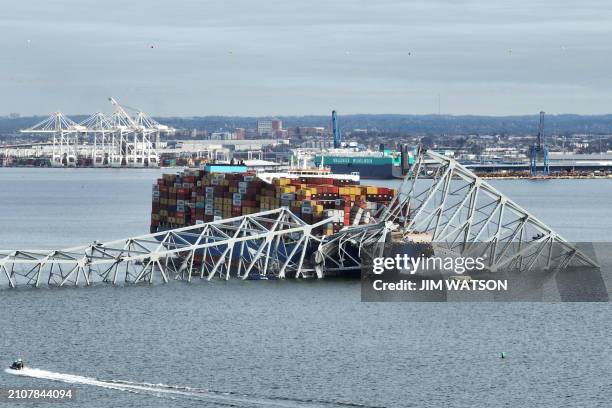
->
(5, 367, 382, 408)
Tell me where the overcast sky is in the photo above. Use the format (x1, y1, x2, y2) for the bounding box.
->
(1, 0, 611, 116)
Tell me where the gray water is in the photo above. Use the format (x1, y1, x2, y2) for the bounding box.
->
(0, 168, 610, 407)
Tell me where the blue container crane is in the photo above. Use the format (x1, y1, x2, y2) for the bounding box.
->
(332, 110, 342, 148)
(530, 111, 550, 176)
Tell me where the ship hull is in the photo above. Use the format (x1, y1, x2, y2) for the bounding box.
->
(313, 154, 399, 179)
(322, 163, 396, 179)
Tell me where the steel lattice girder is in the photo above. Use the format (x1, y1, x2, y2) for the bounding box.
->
(0, 208, 342, 288)
(382, 148, 598, 272)
(312, 222, 391, 277)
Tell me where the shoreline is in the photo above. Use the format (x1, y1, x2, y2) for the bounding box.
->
(2, 164, 612, 180)
(477, 174, 612, 180)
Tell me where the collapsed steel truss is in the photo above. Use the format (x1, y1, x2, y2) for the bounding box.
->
(0, 208, 389, 288)
(0, 209, 320, 287)
(0, 149, 598, 289)
(0, 207, 382, 288)
(383, 149, 598, 272)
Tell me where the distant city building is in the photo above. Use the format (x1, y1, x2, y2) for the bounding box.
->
(187, 128, 207, 139)
(302, 139, 333, 149)
(296, 126, 328, 137)
(272, 119, 282, 132)
(234, 128, 246, 140)
(257, 119, 272, 136)
(257, 118, 282, 136)
(210, 131, 236, 140)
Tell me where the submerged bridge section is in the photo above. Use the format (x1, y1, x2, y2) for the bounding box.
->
(0, 208, 387, 288)
(0, 149, 598, 289)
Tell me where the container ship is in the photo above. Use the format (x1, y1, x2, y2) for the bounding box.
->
(307, 110, 415, 179)
(151, 163, 395, 237)
(311, 146, 414, 179)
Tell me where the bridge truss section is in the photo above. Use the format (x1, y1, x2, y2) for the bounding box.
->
(0, 208, 335, 288)
(382, 148, 598, 273)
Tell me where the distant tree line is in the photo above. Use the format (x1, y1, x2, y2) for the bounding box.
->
(3, 114, 612, 137)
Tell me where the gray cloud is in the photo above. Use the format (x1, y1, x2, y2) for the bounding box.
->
(1, 0, 611, 116)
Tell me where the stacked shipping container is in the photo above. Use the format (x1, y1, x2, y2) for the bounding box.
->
(151, 169, 395, 236)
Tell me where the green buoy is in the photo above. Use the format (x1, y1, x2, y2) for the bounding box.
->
(500, 352, 507, 359)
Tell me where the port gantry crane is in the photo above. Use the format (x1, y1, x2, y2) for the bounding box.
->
(530, 111, 550, 176)
(17, 98, 173, 168)
(0, 149, 599, 289)
(19, 112, 83, 167)
(108, 97, 168, 167)
(79, 112, 116, 166)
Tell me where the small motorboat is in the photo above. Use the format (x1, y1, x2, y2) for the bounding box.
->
(9, 359, 24, 370)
